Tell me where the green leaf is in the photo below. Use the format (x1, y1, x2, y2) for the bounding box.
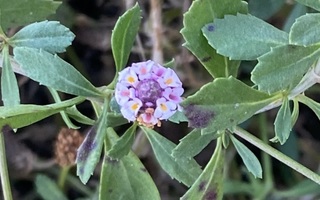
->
(295, 0, 320, 11)
(248, 0, 285, 20)
(141, 127, 202, 187)
(251, 45, 320, 93)
(168, 110, 188, 124)
(181, 0, 247, 77)
(111, 3, 141, 72)
(202, 13, 288, 60)
(108, 123, 137, 159)
(76, 103, 108, 184)
(0, 0, 60, 31)
(0, 96, 85, 129)
(291, 99, 299, 127)
(8, 21, 75, 53)
(99, 128, 160, 200)
(289, 13, 320, 46)
(181, 139, 224, 200)
(181, 77, 277, 134)
(230, 135, 262, 178)
(283, 3, 307, 33)
(1, 45, 20, 106)
(13, 47, 102, 97)
(297, 95, 320, 121)
(172, 129, 219, 159)
(66, 106, 95, 125)
(273, 97, 292, 144)
(35, 174, 68, 200)
(106, 112, 128, 127)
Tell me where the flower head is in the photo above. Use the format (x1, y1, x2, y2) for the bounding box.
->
(115, 60, 184, 128)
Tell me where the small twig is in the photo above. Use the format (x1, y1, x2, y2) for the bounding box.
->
(0, 131, 13, 200)
(150, 0, 163, 64)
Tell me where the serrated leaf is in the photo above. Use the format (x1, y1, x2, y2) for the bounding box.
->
(66, 106, 95, 125)
(289, 13, 320, 46)
(202, 13, 288, 60)
(181, 139, 224, 200)
(230, 135, 262, 178)
(8, 21, 75, 53)
(0, 0, 60, 31)
(1, 45, 20, 106)
(172, 129, 219, 159)
(273, 97, 292, 144)
(248, 0, 285, 20)
(13, 47, 102, 97)
(99, 128, 160, 200)
(181, 0, 247, 77)
(76, 104, 108, 184)
(35, 174, 68, 200)
(168, 110, 188, 124)
(112, 3, 141, 72)
(295, 0, 320, 11)
(181, 77, 276, 134)
(251, 45, 320, 93)
(141, 127, 202, 187)
(0, 96, 84, 129)
(297, 95, 320, 121)
(107, 123, 137, 159)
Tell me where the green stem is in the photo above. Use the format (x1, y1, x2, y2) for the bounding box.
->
(57, 166, 71, 190)
(233, 126, 320, 185)
(0, 131, 13, 200)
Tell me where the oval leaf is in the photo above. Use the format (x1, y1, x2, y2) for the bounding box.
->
(13, 47, 102, 97)
(230, 135, 262, 178)
(289, 13, 320, 46)
(9, 21, 75, 53)
(202, 13, 288, 60)
(141, 127, 202, 187)
(273, 97, 292, 145)
(112, 3, 141, 72)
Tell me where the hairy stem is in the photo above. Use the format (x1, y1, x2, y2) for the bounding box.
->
(233, 126, 320, 185)
(0, 131, 13, 200)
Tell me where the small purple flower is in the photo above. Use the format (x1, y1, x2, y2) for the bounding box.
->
(115, 60, 184, 128)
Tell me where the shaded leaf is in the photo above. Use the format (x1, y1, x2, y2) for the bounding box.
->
(108, 123, 137, 159)
(289, 13, 320, 46)
(141, 127, 202, 187)
(8, 21, 75, 53)
(230, 135, 262, 178)
(35, 174, 68, 200)
(248, 0, 285, 20)
(273, 97, 292, 144)
(0, 0, 60, 31)
(1, 45, 20, 106)
(66, 106, 95, 125)
(106, 112, 128, 127)
(251, 45, 320, 93)
(295, 0, 320, 11)
(112, 3, 141, 72)
(13, 47, 102, 97)
(297, 95, 320, 121)
(202, 13, 288, 60)
(181, 77, 276, 134)
(181, 139, 224, 200)
(283, 3, 307, 33)
(99, 128, 160, 200)
(0, 96, 85, 129)
(181, 0, 247, 77)
(76, 104, 108, 184)
(172, 129, 219, 159)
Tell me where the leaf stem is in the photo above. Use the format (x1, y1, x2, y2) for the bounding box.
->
(233, 126, 320, 185)
(0, 131, 13, 200)
(57, 166, 71, 190)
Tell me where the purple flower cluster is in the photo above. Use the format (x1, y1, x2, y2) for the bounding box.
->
(115, 60, 184, 128)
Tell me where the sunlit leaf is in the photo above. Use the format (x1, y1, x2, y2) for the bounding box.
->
(251, 45, 320, 93)
(112, 3, 141, 72)
(181, 77, 277, 134)
(14, 47, 102, 97)
(8, 21, 75, 53)
(0, 0, 60, 31)
(202, 13, 288, 60)
(142, 127, 202, 187)
(181, 0, 247, 77)
(181, 139, 224, 200)
(273, 97, 292, 144)
(230, 135, 262, 178)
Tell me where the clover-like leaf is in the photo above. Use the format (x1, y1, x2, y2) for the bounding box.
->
(202, 13, 288, 60)
(251, 45, 320, 93)
(14, 47, 102, 97)
(8, 21, 75, 53)
(181, 0, 247, 77)
(0, 0, 60, 31)
(181, 77, 277, 134)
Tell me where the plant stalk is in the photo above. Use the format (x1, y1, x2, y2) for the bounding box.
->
(233, 126, 320, 185)
(0, 131, 13, 200)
